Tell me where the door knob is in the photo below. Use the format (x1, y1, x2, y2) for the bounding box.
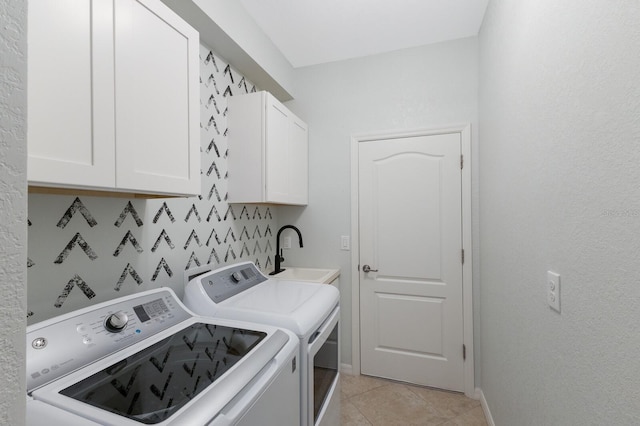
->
(362, 264, 378, 273)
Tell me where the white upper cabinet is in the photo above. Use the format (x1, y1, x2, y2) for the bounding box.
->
(27, 0, 200, 196)
(228, 91, 309, 205)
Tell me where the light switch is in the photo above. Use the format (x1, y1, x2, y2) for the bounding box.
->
(547, 271, 561, 312)
(340, 236, 350, 251)
(283, 236, 291, 249)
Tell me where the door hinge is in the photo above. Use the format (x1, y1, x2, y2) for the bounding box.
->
(463, 344, 466, 361)
(460, 154, 464, 169)
(461, 249, 465, 264)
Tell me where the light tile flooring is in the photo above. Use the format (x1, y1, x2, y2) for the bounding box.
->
(341, 374, 487, 426)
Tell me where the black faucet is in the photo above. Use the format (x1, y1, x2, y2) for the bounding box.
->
(269, 225, 303, 275)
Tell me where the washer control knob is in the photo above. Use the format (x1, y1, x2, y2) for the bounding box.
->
(32, 337, 47, 349)
(230, 271, 243, 283)
(105, 312, 129, 333)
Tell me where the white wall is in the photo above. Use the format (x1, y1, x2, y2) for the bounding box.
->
(479, 1, 640, 424)
(161, 0, 295, 100)
(0, 0, 27, 424)
(279, 37, 479, 369)
(192, 0, 294, 92)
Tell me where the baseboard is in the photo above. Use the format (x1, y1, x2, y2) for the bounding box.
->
(340, 363, 353, 375)
(477, 388, 496, 426)
(471, 387, 482, 400)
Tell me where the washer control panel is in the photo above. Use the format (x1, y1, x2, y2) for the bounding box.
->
(197, 263, 267, 303)
(104, 311, 129, 332)
(26, 288, 191, 393)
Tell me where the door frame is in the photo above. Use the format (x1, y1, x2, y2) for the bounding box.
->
(350, 124, 475, 397)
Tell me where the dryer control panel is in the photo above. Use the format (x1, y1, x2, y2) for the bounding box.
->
(196, 262, 268, 303)
(26, 288, 191, 393)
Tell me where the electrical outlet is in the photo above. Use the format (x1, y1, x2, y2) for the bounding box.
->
(547, 271, 561, 312)
(283, 236, 292, 249)
(340, 236, 350, 251)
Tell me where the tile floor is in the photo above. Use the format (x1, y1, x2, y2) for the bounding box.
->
(341, 374, 487, 426)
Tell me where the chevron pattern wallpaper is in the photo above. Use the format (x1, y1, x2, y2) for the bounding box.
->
(27, 44, 276, 324)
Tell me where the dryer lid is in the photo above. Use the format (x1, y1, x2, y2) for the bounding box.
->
(185, 262, 340, 337)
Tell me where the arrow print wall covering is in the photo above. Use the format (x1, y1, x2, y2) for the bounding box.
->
(27, 45, 275, 324)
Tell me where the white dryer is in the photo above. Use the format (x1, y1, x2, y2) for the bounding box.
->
(184, 261, 341, 426)
(26, 288, 300, 425)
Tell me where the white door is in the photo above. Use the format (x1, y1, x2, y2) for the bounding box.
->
(359, 132, 464, 391)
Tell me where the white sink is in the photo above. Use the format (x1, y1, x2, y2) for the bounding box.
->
(271, 267, 339, 284)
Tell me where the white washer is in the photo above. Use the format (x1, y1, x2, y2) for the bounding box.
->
(26, 288, 300, 426)
(184, 261, 341, 426)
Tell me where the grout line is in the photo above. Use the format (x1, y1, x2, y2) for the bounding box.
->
(357, 405, 375, 426)
(342, 377, 390, 399)
(342, 397, 374, 426)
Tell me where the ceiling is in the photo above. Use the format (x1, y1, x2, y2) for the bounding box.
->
(239, 0, 489, 68)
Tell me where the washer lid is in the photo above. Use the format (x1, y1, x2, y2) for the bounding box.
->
(57, 322, 268, 424)
(31, 319, 292, 426)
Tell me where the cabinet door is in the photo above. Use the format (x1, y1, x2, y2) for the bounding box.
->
(114, 0, 200, 196)
(28, 0, 116, 188)
(265, 96, 291, 203)
(227, 92, 266, 203)
(288, 116, 309, 204)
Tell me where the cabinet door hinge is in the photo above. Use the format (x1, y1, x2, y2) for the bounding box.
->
(461, 249, 465, 264)
(460, 154, 464, 169)
(463, 344, 466, 361)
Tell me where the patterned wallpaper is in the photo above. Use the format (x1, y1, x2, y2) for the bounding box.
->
(27, 44, 276, 324)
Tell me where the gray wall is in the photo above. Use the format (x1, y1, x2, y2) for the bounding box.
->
(0, 0, 27, 424)
(479, 0, 640, 424)
(279, 37, 480, 370)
